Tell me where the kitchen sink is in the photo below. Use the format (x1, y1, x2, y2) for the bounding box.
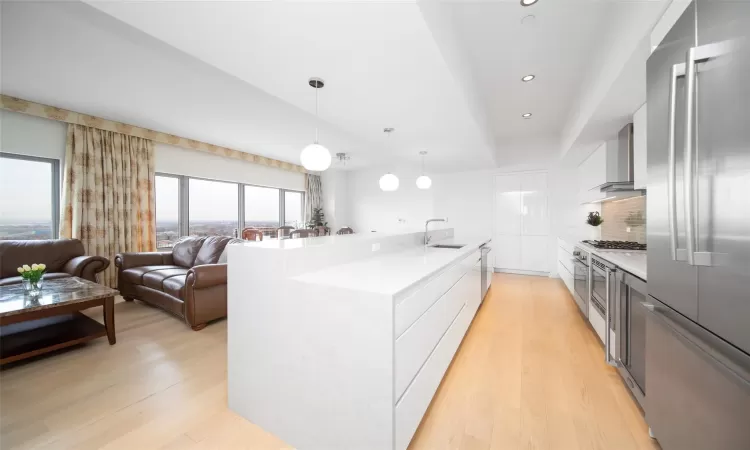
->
(430, 244, 466, 249)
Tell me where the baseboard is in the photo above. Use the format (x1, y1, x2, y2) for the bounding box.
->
(493, 268, 550, 277)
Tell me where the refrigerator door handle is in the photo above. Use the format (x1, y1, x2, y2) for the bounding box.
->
(668, 62, 687, 262)
(683, 41, 736, 266)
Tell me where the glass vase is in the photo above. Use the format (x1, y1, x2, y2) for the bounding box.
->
(22, 278, 43, 296)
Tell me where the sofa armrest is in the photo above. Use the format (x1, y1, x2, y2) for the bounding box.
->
(114, 252, 174, 270)
(186, 264, 227, 289)
(63, 255, 110, 282)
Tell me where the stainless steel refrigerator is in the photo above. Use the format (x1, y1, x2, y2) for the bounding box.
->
(646, 1, 750, 448)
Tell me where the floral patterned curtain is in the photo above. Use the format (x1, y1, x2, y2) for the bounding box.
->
(61, 124, 156, 287)
(305, 174, 323, 225)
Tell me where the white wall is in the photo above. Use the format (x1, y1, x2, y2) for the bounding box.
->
(0, 110, 67, 161)
(341, 158, 591, 277)
(154, 143, 305, 191)
(321, 169, 349, 231)
(432, 169, 494, 242)
(347, 166, 436, 233)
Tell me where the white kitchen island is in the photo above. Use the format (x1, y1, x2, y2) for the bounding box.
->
(227, 229, 491, 450)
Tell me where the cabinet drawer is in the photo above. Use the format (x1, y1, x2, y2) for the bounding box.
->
(395, 254, 471, 338)
(558, 261, 574, 294)
(557, 246, 575, 275)
(395, 301, 473, 450)
(395, 269, 469, 402)
(558, 238, 575, 255)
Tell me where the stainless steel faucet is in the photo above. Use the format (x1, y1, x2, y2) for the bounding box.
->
(424, 218, 448, 245)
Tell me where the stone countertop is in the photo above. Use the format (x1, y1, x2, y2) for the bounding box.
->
(291, 236, 491, 297)
(576, 241, 647, 281)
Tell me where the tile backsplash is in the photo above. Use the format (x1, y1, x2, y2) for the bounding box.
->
(601, 196, 646, 243)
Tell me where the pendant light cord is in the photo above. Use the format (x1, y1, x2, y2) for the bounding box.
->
(315, 85, 319, 144)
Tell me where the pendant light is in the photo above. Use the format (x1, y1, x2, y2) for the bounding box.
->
(379, 128, 399, 191)
(415, 151, 432, 189)
(300, 77, 332, 171)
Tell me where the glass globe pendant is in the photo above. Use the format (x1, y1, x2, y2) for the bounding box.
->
(379, 128, 399, 191)
(379, 173, 400, 191)
(300, 78, 332, 171)
(415, 151, 432, 189)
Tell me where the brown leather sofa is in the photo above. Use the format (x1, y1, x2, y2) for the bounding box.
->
(0, 239, 109, 286)
(115, 236, 240, 330)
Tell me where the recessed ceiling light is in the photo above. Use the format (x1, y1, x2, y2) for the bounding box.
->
(522, 113, 532, 118)
(521, 74, 535, 82)
(520, 0, 538, 6)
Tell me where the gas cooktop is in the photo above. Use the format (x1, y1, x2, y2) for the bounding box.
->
(582, 240, 647, 251)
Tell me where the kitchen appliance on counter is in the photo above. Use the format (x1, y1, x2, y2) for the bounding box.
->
(616, 270, 647, 409)
(590, 255, 617, 365)
(582, 240, 647, 251)
(571, 247, 590, 318)
(646, 1, 750, 448)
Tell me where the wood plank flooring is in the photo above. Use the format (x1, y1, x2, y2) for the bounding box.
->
(0, 274, 658, 450)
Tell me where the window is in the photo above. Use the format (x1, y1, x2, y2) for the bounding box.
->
(0, 153, 59, 240)
(155, 175, 181, 248)
(284, 191, 304, 228)
(244, 185, 280, 236)
(189, 178, 239, 238)
(154, 172, 304, 243)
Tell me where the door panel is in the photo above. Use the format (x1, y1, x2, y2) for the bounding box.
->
(647, 1, 699, 320)
(520, 172, 548, 236)
(494, 174, 522, 235)
(693, 0, 750, 354)
(646, 297, 750, 450)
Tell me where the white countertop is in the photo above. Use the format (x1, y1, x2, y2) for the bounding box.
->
(291, 236, 490, 297)
(576, 241, 647, 281)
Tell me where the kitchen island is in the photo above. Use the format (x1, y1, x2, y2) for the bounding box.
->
(227, 229, 491, 450)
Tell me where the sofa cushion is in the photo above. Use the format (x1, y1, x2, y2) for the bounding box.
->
(194, 236, 234, 266)
(121, 265, 183, 285)
(0, 272, 71, 286)
(142, 268, 190, 291)
(0, 239, 85, 278)
(172, 237, 206, 267)
(162, 275, 187, 300)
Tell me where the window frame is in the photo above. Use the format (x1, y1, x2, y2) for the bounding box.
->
(0, 152, 61, 239)
(155, 171, 305, 247)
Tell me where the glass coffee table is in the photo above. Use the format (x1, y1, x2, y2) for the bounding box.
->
(0, 277, 118, 365)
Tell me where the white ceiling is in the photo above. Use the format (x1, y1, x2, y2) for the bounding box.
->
(2, 0, 668, 172)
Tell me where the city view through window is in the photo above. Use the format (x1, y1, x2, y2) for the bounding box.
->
(0, 156, 55, 240)
(155, 175, 305, 248)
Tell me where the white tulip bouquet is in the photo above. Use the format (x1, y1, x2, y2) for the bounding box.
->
(17, 263, 46, 282)
(17, 263, 47, 295)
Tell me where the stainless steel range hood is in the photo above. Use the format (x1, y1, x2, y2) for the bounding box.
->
(595, 123, 646, 196)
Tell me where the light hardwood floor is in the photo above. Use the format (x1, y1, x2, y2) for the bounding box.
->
(0, 274, 658, 450)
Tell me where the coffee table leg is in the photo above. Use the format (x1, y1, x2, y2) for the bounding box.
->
(104, 296, 116, 345)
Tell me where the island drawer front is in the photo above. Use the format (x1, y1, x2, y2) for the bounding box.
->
(557, 246, 575, 275)
(395, 300, 474, 450)
(394, 259, 474, 402)
(558, 238, 575, 255)
(395, 256, 469, 338)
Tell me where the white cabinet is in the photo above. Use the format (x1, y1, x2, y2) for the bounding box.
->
(520, 172, 549, 236)
(578, 143, 608, 203)
(494, 172, 549, 274)
(633, 102, 647, 190)
(494, 173, 522, 235)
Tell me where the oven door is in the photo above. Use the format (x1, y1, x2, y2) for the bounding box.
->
(617, 270, 647, 408)
(571, 259, 589, 316)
